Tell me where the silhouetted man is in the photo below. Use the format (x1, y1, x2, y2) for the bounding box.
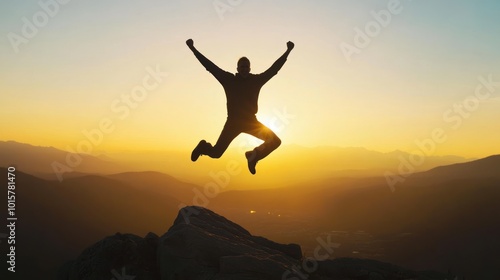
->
(187, 38, 294, 174)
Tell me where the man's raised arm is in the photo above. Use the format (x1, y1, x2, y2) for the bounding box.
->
(186, 39, 231, 83)
(259, 41, 294, 84)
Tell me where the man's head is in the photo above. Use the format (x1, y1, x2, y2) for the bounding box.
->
(237, 57, 251, 77)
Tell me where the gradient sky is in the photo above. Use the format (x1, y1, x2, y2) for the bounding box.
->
(1, 0, 499, 158)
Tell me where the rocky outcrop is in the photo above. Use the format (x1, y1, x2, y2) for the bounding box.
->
(158, 206, 301, 279)
(60, 206, 454, 280)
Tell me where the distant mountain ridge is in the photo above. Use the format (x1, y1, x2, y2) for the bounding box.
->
(105, 171, 203, 203)
(0, 140, 475, 188)
(416, 154, 500, 179)
(278, 144, 472, 173)
(0, 140, 128, 180)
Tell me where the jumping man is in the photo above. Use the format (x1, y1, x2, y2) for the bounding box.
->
(187, 39, 294, 174)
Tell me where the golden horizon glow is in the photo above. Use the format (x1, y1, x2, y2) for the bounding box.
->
(2, 1, 500, 160)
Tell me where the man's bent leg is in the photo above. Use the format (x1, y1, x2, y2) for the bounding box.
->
(244, 120, 281, 174)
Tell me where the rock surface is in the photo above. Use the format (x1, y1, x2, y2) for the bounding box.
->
(158, 206, 302, 279)
(63, 232, 159, 280)
(60, 206, 455, 280)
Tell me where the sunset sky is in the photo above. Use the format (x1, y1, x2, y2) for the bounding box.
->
(1, 0, 500, 158)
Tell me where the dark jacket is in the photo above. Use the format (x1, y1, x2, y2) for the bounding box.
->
(191, 49, 289, 120)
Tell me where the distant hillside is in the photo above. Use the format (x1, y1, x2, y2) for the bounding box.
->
(0, 141, 129, 180)
(415, 154, 500, 179)
(280, 145, 470, 172)
(105, 171, 203, 203)
(0, 168, 181, 279)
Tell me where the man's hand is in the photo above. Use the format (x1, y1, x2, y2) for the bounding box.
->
(287, 41, 294, 51)
(186, 39, 194, 48)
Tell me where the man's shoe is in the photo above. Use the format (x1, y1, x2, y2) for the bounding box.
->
(245, 150, 258, 175)
(191, 140, 208, 162)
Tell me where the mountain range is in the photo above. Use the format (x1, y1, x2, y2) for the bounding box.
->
(0, 141, 499, 279)
(0, 140, 473, 187)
